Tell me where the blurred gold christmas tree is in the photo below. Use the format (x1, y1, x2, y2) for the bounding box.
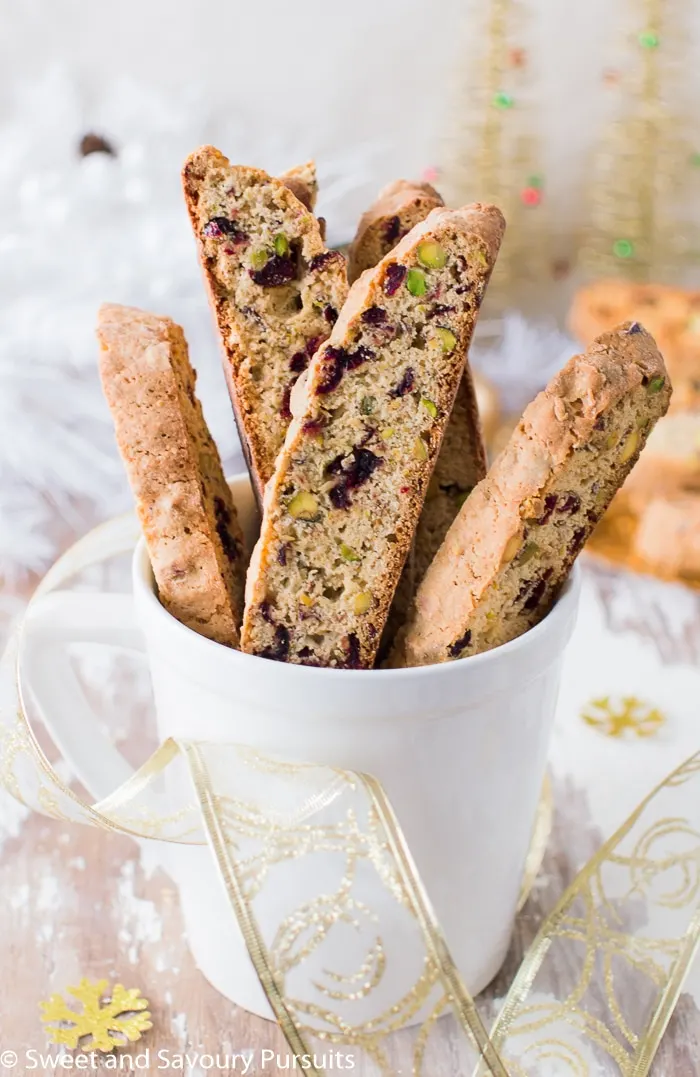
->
(439, 0, 550, 308)
(580, 0, 700, 282)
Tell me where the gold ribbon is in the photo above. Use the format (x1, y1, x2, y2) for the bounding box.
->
(2, 515, 700, 1075)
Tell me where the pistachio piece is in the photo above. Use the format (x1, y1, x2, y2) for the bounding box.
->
(605, 431, 619, 451)
(250, 249, 268, 271)
(413, 437, 429, 461)
(417, 241, 447, 269)
(620, 429, 640, 463)
(360, 395, 376, 415)
(288, 491, 320, 520)
(353, 592, 372, 615)
(406, 268, 427, 297)
(274, 233, 289, 256)
(380, 427, 396, 440)
(421, 397, 438, 418)
(519, 541, 539, 564)
(340, 542, 360, 562)
(299, 593, 314, 607)
(502, 533, 521, 564)
(648, 375, 665, 393)
(473, 249, 488, 267)
(435, 327, 457, 353)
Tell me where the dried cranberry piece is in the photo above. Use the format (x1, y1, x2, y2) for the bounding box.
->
(309, 250, 343, 272)
(523, 579, 548, 610)
(346, 447, 382, 489)
(341, 633, 362, 669)
(277, 545, 288, 566)
(384, 263, 407, 296)
(280, 385, 292, 420)
(390, 367, 415, 398)
(325, 453, 345, 475)
(427, 303, 456, 319)
(203, 216, 245, 240)
(259, 601, 274, 624)
(316, 347, 346, 394)
(345, 344, 374, 371)
(306, 335, 323, 357)
(323, 305, 338, 324)
(627, 321, 643, 334)
(519, 568, 553, 611)
(314, 345, 374, 395)
(213, 497, 240, 562)
(289, 351, 308, 373)
(328, 447, 383, 509)
(557, 493, 581, 515)
(362, 306, 387, 325)
(384, 216, 401, 243)
(302, 417, 326, 436)
(260, 625, 290, 662)
(568, 527, 587, 558)
(537, 494, 558, 524)
(249, 253, 297, 287)
(329, 484, 351, 509)
(448, 629, 472, 657)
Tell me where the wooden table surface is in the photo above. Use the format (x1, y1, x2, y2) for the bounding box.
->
(1, 557, 699, 1077)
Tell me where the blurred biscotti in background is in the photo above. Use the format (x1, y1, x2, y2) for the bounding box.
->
(569, 279, 700, 411)
(634, 497, 700, 581)
(347, 179, 444, 283)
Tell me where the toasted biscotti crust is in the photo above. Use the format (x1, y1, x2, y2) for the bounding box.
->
(348, 179, 444, 283)
(241, 203, 505, 668)
(634, 496, 700, 578)
(97, 303, 246, 647)
(349, 179, 488, 649)
(182, 147, 349, 504)
(394, 322, 671, 667)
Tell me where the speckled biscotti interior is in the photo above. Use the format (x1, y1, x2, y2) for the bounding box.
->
(393, 321, 671, 668)
(97, 303, 246, 647)
(240, 203, 505, 668)
(182, 147, 349, 502)
(349, 180, 488, 648)
(347, 179, 444, 283)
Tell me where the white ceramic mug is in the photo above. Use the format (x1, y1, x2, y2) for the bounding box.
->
(21, 473, 580, 1020)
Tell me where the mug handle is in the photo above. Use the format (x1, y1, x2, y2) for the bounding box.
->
(21, 590, 145, 801)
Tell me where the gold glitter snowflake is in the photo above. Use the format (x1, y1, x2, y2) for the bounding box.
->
(40, 978, 152, 1051)
(580, 695, 666, 739)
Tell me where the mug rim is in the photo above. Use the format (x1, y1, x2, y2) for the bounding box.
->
(133, 538, 581, 685)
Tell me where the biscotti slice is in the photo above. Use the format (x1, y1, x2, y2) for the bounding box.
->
(393, 322, 671, 667)
(241, 203, 505, 668)
(97, 303, 246, 647)
(348, 179, 444, 283)
(349, 180, 488, 647)
(620, 409, 700, 511)
(182, 147, 349, 502)
(635, 496, 700, 579)
(279, 160, 318, 211)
